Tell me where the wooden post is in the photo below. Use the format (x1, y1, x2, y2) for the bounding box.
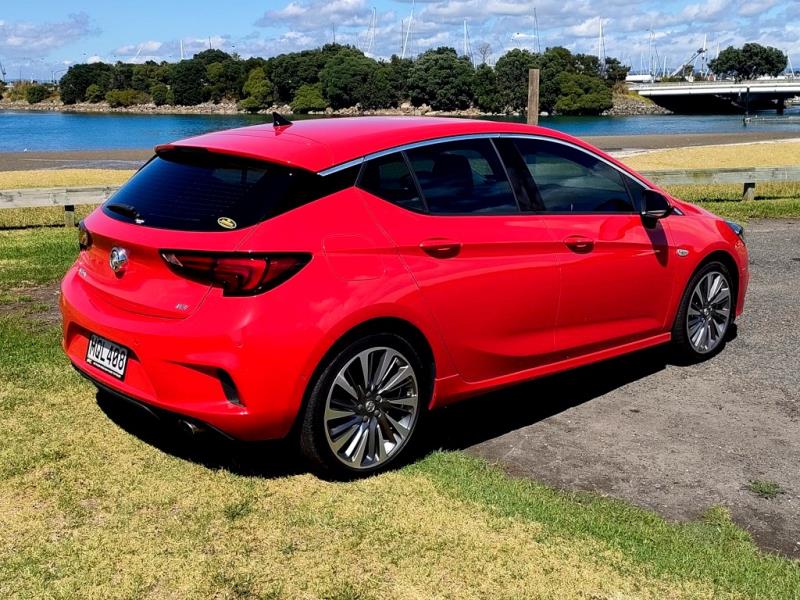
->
(64, 204, 75, 228)
(527, 68, 540, 126)
(742, 182, 756, 202)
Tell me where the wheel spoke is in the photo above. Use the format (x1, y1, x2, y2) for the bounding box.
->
(371, 349, 397, 390)
(325, 405, 356, 422)
(334, 372, 359, 400)
(378, 365, 411, 394)
(386, 393, 418, 411)
(330, 419, 361, 452)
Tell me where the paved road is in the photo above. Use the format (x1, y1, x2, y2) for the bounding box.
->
(435, 220, 800, 556)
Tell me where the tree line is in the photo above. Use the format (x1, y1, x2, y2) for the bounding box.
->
(48, 45, 628, 116)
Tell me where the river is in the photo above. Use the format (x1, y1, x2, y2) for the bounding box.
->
(1, 108, 799, 153)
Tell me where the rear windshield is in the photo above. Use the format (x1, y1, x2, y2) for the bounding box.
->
(103, 150, 357, 231)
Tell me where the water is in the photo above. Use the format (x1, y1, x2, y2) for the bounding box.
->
(1, 107, 799, 153)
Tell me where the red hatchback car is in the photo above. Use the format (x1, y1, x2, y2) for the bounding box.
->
(61, 116, 748, 475)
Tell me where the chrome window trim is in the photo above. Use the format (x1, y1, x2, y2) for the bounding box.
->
(318, 132, 656, 196)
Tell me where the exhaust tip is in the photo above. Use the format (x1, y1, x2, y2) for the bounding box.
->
(178, 419, 205, 436)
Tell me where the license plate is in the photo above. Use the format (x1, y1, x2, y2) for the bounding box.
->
(86, 334, 129, 380)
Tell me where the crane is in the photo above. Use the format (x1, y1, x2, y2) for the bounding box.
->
(670, 37, 707, 78)
(0, 61, 6, 81)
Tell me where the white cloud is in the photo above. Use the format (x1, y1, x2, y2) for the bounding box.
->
(0, 12, 97, 57)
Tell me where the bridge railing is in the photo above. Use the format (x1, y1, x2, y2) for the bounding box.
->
(2, 166, 799, 225)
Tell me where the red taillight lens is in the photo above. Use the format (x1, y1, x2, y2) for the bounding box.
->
(161, 251, 310, 296)
(78, 221, 93, 251)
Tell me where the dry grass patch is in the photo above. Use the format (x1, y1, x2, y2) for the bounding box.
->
(624, 139, 800, 171)
(0, 169, 134, 190)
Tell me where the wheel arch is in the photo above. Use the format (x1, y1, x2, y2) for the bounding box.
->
(290, 316, 437, 436)
(695, 250, 740, 312)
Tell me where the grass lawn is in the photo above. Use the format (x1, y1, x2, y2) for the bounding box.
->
(1, 228, 800, 599)
(0, 169, 135, 190)
(623, 140, 800, 171)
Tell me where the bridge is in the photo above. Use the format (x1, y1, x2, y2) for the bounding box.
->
(630, 80, 800, 114)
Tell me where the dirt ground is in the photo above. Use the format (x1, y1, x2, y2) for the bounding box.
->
(435, 220, 799, 556)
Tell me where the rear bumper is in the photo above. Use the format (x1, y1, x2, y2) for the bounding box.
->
(60, 264, 311, 441)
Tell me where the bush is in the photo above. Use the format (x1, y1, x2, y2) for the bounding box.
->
(25, 84, 50, 104)
(150, 83, 170, 106)
(291, 83, 327, 113)
(238, 68, 273, 113)
(105, 89, 150, 108)
(85, 83, 105, 103)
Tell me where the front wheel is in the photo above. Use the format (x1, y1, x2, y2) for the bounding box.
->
(672, 261, 734, 361)
(299, 333, 428, 477)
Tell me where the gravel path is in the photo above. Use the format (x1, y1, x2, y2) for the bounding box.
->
(435, 220, 800, 556)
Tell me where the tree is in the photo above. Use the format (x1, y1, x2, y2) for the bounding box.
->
(473, 64, 502, 113)
(477, 43, 492, 65)
(494, 48, 539, 111)
(59, 62, 114, 104)
(319, 50, 377, 109)
(709, 43, 787, 80)
(26, 84, 49, 104)
(291, 83, 327, 113)
(603, 57, 630, 86)
(170, 59, 207, 105)
(384, 55, 413, 102)
(359, 65, 397, 110)
(85, 83, 105, 103)
(553, 72, 612, 115)
(238, 67, 274, 112)
(0, 80, 6, 98)
(408, 47, 475, 110)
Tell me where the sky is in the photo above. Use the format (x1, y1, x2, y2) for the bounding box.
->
(1, 0, 797, 82)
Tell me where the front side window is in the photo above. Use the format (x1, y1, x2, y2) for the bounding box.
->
(514, 139, 635, 213)
(358, 153, 425, 212)
(406, 139, 518, 215)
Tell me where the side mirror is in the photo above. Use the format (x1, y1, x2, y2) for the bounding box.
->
(641, 190, 674, 224)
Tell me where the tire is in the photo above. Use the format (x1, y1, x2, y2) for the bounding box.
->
(671, 260, 734, 361)
(299, 333, 429, 477)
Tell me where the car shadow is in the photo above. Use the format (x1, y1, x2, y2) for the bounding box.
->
(97, 326, 737, 477)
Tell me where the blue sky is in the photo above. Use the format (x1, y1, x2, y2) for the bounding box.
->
(1, 0, 797, 81)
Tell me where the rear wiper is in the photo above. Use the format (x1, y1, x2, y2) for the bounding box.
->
(106, 203, 145, 224)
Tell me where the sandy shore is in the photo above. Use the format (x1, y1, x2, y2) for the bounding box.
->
(1, 131, 798, 172)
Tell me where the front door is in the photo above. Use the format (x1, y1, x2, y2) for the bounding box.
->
(512, 137, 675, 356)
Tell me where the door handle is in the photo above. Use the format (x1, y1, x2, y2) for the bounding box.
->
(420, 238, 462, 259)
(564, 235, 594, 253)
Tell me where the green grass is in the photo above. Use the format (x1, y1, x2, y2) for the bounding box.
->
(663, 182, 800, 221)
(1, 227, 800, 599)
(747, 480, 784, 500)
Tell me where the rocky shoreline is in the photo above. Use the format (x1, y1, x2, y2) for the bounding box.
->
(603, 93, 672, 116)
(1, 93, 667, 118)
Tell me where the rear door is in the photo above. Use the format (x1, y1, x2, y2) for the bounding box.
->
(512, 137, 675, 356)
(80, 150, 324, 318)
(359, 138, 560, 383)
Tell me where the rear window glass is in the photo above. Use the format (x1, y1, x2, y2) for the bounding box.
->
(103, 151, 356, 231)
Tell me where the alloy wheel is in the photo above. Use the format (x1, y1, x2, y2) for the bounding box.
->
(323, 346, 420, 470)
(687, 270, 731, 354)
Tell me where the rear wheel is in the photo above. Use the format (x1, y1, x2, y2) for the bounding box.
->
(672, 261, 733, 360)
(299, 333, 427, 477)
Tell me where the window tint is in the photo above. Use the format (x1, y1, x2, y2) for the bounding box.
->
(103, 151, 357, 231)
(406, 139, 518, 214)
(358, 153, 425, 212)
(623, 176, 649, 212)
(514, 139, 634, 213)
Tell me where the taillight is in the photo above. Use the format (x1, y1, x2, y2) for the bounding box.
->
(78, 220, 93, 251)
(160, 251, 310, 296)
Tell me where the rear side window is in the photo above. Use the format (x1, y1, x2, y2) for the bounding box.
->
(103, 151, 356, 231)
(514, 139, 634, 213)
(358, 153, 425, 212)
(406, 139, 518, 215)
